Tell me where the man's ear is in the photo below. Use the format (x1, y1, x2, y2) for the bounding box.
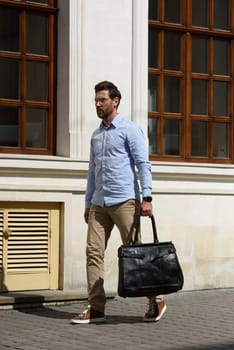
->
(113, 97, 120, 108)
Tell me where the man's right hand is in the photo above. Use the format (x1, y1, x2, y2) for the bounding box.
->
(84, 208, 90, 224)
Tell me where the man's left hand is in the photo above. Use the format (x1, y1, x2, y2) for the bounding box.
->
(140, 201, 153, 217)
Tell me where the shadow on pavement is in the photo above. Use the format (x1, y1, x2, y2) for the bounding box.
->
(17, 306, 75, 319)
(175, 344, 234, 350)
(18, 306, 144, 324)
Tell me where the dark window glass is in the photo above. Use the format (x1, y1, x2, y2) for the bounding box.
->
(0, 8, 19, 51)
(214, 0, 230, 30)
(192, 37, 208, 73)
(148, 75, 158, 112)
(191, 121, 208, 156)
(192, 0, 208, 27)
(192, 80, 208, 115)
(0, 107, 19, 147)
(0, 58, 20, 99)
(213, 82, 229, 116)
(148, 0, 158, 21)
(214, 40, 229, 75)
(165, 0, 180, 24)
(164, 33, 180, 71)
(26, 61, 48, 101)
(27, 14, 48, 55)
(27, 0, 49, 4)
(164, 119, 180, 155)
(164, 77, 180, 113)
(213, 123, 229, 158)
(26, 108, 48, 148)
(148, 30, 158, 68)
(148, 118, 158, 154)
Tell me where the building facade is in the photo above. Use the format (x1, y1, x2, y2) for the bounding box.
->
(0, 0, 234, 295)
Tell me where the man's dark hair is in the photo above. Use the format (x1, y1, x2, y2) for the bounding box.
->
(95, 81, 122, 101)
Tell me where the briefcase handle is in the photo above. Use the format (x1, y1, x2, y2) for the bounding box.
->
(134, 215, 159, 244)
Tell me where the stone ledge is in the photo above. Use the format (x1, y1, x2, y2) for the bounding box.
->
(0, 290, 88, 309)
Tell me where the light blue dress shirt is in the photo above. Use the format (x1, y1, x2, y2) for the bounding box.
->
(85, 114, 152, 208)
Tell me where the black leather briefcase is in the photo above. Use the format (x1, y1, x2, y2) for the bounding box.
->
(117, 215, 184, 297)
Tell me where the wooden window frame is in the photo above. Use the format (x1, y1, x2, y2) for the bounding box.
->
(148, 0, 234, 164)
(0, 0, 57, 155)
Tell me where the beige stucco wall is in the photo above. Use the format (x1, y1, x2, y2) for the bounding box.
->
(1, 158, 234, 294)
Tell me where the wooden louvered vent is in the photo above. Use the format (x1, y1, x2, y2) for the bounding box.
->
(7, 211, 49, 271)
(0, 204, 60, 292)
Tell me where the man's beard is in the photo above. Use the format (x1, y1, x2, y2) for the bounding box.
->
(97, 108, 111, 119)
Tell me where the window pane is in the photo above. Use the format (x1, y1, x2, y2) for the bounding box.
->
(27, 14, 48, 55)
(0, 107, 19, 147)
(0, 58, 20, 99)
(26, 61, 48, 101)
(165, 0, 181, 24)
(213, 123, 229, 158)
(149, 0, 158, 21)
(27, 0, 49, 3)
(214, 0, 230, 30)
(192, 0, 208, 27)
(148, 118, 158, 154)
(148, 30, 158, 68)
(26, 109, 48, 148)
(148, 75, 158, 112)
(0, 8, 19, 51)
(164, 77, 180, 113)
(164, 119, 180, 155)
(214, 40, 229, 75)
(213, 82, 229, 116)
(164, 33, 180, 71)
(191, 121, 208, 156)
(192, 80, 208, 115)
(192, 37, 208, 73)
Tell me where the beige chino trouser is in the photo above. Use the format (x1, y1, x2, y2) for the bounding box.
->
(86, 199, 162, 313)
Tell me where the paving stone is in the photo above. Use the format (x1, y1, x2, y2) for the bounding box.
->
(0, 289, 234, 350)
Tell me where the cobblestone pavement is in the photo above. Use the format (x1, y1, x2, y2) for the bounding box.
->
(0, 289, 233, 350)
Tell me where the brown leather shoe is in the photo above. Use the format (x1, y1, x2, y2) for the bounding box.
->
(143, 299, 167, 322)
(71, 305, 105, 324)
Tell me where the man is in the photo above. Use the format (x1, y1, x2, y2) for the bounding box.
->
(71, 81, 166, 324)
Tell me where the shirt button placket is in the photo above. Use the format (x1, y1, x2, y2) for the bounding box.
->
(102, 130, 107, 203)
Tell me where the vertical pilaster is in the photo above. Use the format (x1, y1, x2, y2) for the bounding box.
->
(69, 0, 84, 159)
(131, 0, 149, 139)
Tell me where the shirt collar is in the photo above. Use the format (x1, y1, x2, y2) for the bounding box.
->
(100, 113, 122, 129)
